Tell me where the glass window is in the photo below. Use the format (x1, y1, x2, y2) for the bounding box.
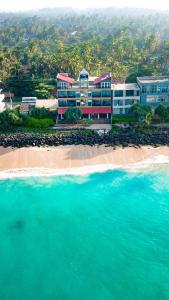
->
(67, 100, 76, 106)
(161, 87, 168, 93)
(102, 100, 112, 106)
(92, 92, 101, 98)
(113, 108, 123, 115)
(114, 90, 123, 97)
(101, 81, 111, 88)
(58, 91, 67, 98)
(126, 90, 134, 96)
(114, 100, 123, 106)
(58, 81, 68, 89)
(151, 85, 157, 93)
(67, 91, 76, 98)
(142, 86, 147, 93)
(58, 100, 67, 107)
(125, 99, 134, 105)
(102, 90, 111, 97)
(93, 100, 102, 106)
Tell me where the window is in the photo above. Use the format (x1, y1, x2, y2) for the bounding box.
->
(67, 91, 76, 98)
(67, 100, 76, 106)
(88, 100, 92, 106)
(114, 100, 123, 106)
(58, 100, 67, 107)
(113, 108, 123, 115)
(161, 87, 168, 93)
(58, 91, 67, 98)
(136, 90, 140, 96)
(76, 92, 80, 98)
(126, 90, 134, 96)
(102, 100, 112, 106)
(125, 108, 130, 115)
(93, 100, 102, 106)
(58, 81, 67, 89)
(125, 99, 134, 106)
(101, 81, 111, 88)
(102, 90, 111, 97)
(114, 90, 123, 97)
(151, 85, 157, 93)
(142, 86, 147, 93)
(92, 92, 101, 98)
(76, 101, 80, 106)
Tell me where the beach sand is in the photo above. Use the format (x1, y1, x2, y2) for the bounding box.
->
(0, 145, 169, 178)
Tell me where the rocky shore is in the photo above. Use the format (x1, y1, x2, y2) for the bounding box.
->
(0, 130, 169, 148)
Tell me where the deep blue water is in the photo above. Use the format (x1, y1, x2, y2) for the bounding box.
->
(0, 168, 169, 300)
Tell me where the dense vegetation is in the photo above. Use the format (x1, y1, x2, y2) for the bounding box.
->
(1, 7, 169, 97)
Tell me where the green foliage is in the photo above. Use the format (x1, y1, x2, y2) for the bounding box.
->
(129, 104, 153, 126)
(1, 9, 169, 97)
(30, 107, 51, 119)
(155, 105, 169, 123)
(111, 125, 121, 132)
(33, 83, 55, 99)
(25, 117, 54, 128)
(64, 107, 82, 124)
(0, 108, 24, 130)
(112, 116, 136, 124)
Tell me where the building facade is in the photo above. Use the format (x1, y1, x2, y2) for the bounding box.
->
(0, 88, 5, 112)
(112, 83, 140, 115)
(137, 76, 169, 108)
(57, 70, 112, 122)
(57, 72, 169, 122)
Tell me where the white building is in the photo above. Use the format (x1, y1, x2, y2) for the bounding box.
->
(112, 83, 140, 115)
(0, 88, 5, 112)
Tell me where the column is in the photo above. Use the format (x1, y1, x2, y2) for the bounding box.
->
(98, 114, 100, 119)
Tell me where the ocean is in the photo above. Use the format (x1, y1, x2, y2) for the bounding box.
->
(0, 167, 169, 300)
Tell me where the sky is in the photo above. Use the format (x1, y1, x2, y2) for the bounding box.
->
(0, 0, 169, 12)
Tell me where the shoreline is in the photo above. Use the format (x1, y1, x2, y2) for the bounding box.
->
(0, 145, 169, 179)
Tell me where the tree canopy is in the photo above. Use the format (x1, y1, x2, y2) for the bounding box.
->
(1, 8, 169, 97)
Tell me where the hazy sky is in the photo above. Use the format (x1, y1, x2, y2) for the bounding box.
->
(0, 0, 169, 11)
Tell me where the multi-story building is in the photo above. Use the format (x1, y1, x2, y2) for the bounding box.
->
(112, 83, 140, 115)
(57, 72, 169, 122)
(57, 70, 112, 122)
(0, 88, 5, 112)
(137, 76, 169, 108)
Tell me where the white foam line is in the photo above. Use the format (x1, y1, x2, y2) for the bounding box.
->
(0, 154, 169, 180)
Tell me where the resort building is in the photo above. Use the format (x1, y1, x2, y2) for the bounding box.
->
(57, 70, 112, 122)
(57, 72, 169, 122)
(0, 88, 5, 112)
(112, 83, 140, 115)
(137, 76, 169, 107)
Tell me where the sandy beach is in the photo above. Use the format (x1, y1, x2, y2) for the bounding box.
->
(0, 145, 169, 178)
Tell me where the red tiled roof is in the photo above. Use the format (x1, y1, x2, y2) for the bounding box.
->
(94, 72, 112, 84)
(57, 73, 74, 84)
(58, 107, 112, 115)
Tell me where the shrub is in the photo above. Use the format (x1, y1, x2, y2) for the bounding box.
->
(30, 107, 51, 119)
(112, 116, 136, 124)
(64, 107, 82, 123)
(26, 117, 54, 128)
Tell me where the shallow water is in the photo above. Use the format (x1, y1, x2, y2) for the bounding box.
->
(0, 168, 169, 300)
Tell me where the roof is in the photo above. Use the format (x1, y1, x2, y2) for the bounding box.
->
(57, 73, 74, 84)
(58, 107, 112, 114)
(79, 69, 89, 76)
(137, 76, 169, 84)
(112, 83, 140, 90)
(94, 72, 112, 84)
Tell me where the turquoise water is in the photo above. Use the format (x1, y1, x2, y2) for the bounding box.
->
(0, 168, 169, 300)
